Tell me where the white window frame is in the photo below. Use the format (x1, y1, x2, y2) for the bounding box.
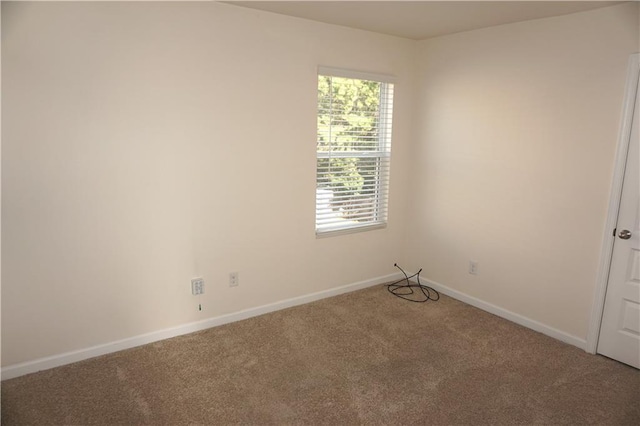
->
(315, 66, 395, 237)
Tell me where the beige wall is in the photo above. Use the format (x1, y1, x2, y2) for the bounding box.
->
(407, 2, 639, 340)
(1, 2, 415, 366)
(2, 1, 638, 368)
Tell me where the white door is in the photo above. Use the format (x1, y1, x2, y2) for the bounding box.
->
(597, 67, 640, 369)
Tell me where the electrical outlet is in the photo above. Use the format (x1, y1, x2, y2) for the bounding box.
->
(468, 261, 479, 275)
(191, 277, 204, 295)
(229, 272, 239, 287)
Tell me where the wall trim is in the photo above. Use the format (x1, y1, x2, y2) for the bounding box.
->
(416, 277, 587, 351)
(1, 272, 401, 381)
(587, 53, 640, 354)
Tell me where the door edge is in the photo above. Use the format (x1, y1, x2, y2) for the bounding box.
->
(587, 53, 640, 354)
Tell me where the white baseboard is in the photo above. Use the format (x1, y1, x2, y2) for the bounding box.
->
(1, 272, 401, 381)
(2, 272, 587, 380)
(415, 277, 588, 351)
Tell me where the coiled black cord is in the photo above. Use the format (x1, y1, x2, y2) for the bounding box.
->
(387, 263, 440, 303)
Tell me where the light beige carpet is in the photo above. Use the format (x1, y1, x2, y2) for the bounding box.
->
(2, 285, 639, 425)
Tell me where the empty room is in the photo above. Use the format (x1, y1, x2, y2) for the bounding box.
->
(1, 1, 639, 424)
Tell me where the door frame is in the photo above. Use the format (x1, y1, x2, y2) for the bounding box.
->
(587, 53, 640, 354)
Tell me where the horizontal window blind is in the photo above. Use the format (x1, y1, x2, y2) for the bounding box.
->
(315, 70, 394, 236)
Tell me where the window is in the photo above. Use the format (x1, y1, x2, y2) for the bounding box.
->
(315, 67, 395, 236)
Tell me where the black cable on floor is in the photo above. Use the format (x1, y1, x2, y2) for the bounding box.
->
(387, 263, 440, 303)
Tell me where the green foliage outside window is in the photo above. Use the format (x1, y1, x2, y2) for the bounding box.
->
(317, 76, 383, 220)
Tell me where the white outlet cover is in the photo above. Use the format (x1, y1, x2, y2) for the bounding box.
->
(191, 278, 204, 295)
(229, 272, 239, 287)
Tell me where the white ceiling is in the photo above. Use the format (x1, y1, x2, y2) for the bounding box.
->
(227, 1, 624, 40)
